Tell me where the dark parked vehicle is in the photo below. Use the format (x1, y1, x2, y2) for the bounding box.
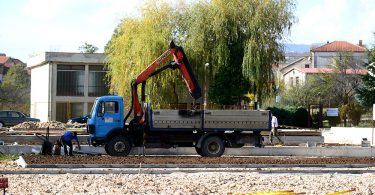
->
(0, 110, 40, 128)
(67, 115, 89, 124)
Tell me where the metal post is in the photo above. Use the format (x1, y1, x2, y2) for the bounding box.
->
(372, 120, 374, 145)
(204, 63, 209, 110)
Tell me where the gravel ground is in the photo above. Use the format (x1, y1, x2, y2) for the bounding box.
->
(23, 155, 375, 165)
(3, 171, 375, 194)
(0, 161, 375, 194)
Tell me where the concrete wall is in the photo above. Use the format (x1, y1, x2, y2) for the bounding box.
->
(322, 127, 374, 145)
(30, 63, 51, 121)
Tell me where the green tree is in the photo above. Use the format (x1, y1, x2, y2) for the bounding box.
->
(105, 1, 186, 105)
(356, 63, 375, 107)
(184, 0, 295, 107)
(0, 64, 30, 113)
(209, 63, 250, 105)
(79, 42, 99, 53)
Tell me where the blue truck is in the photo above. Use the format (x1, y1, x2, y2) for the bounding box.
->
(87, 41, 271, 157)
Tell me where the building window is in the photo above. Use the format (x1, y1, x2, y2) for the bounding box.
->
(89, 65, 109, 97)
(296, 77, 299, 86)
(305, 64, 309, 68)
(56, 102, 84, 122)
(57, 65, 84, 96)
(289, 77, 293, 87)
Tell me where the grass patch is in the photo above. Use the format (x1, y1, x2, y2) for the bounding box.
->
(0, 155, 18, 161)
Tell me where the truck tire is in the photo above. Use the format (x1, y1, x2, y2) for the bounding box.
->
(201, 136, 225, 157)
(104, 144, 109, 154)
(195, 146, 203, 156)
(106, 136, 131, 156)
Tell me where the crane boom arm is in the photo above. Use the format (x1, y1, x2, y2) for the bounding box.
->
(130, 41, 202, 124)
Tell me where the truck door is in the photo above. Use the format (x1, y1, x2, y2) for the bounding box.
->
(95, 100, 122, 138)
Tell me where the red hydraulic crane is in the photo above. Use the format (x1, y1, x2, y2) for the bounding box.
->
(125, 41, 202, 125)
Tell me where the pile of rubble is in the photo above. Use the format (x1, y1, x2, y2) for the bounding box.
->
(11, 121, 85, 130)
(0, 127, 9, 131)
(12, 121, 67, 129)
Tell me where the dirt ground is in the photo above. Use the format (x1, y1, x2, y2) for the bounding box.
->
(23, 155, 375, 165)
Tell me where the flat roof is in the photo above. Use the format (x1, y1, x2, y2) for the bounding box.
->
(27, 52, 106, 68)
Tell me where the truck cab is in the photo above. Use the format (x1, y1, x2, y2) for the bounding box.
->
(87, 96, 125, 147)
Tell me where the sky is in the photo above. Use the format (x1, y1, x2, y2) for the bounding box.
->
(0, 0, 375, 62)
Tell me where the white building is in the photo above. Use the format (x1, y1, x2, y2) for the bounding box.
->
(27, 52, 109, 122)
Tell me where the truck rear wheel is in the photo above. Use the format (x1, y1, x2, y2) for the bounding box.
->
(201, 136, 225, 157)
(106, 136, 131, 156)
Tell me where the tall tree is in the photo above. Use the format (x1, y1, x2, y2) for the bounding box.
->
(79, 42, 99, 53)
(105, 1, 186, 105)
(184, 0, 295, 107)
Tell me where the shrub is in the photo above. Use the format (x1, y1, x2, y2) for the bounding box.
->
(292, 107, 309, 127)
(339, 103, 364, 126)
(326, 116, 341, 127)
(267, 106, 309, 127)
(347, 103, 363, 126)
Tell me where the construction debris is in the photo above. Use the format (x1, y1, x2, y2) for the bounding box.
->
(0, 127, 9, 131)
(10, 121, 85, 130)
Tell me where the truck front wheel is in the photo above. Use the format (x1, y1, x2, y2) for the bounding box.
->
(201, 136, 225, 157)
(106, 136, 132, 156)
(195, 146, 203, 156)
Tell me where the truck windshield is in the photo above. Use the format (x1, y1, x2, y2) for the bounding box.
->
(89, 100, 98, 118)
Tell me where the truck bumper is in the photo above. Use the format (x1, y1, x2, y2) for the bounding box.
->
(89, 135, 105, 146)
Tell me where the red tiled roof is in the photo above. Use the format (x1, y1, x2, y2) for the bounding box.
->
(0, 56, 9, 64)
(311, 41, 367, 52)
(296, 68, 367, 75)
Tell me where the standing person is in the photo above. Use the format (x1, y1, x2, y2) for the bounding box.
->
(60, 131, 81, 156)
(269, 113, 283, 144)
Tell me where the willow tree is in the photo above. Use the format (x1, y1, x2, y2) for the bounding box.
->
(105, 1, 190, 107)
(183, 0, 295, 107)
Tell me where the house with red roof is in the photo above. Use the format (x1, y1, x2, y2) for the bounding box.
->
(280, 40, 368, 88)
(0, 53, 26, 82)
(311, 40, 368, 68)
